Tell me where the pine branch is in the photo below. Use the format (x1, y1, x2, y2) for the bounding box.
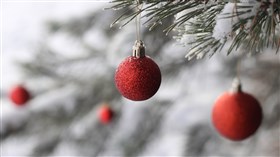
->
(109, 0, 280, 59)
(109, 0, 210, 31)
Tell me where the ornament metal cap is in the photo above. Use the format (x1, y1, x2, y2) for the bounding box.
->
(132, 40, 145, 58)
(230, 77, 242, 93)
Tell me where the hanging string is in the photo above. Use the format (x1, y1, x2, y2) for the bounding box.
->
(230, 57, 242, 92)
(236, 57, 241, 81)
(136, 0, 142, 41)
(233, 1, 242, 89)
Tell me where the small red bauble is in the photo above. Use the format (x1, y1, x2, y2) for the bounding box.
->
(115, 41, 161, 101)
(212, 80, 262, 141)
(9, 85, 31, 106)
(98, 105, 114, 124)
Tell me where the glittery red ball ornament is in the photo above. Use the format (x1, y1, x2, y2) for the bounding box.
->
(115, 41, 161, 101)
(9, 85, 31, 106)
(98, 105, 113, 124)
(212, 79, 262, 141)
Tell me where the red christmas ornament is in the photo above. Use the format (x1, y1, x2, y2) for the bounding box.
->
(9, 85, 31, 106)
(98, 105, 114, 124)
(115, 40, 161, 101)
(212, 79, 262, 141)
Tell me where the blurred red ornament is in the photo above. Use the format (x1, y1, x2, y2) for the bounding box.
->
(115, 41, 161, 101)
(9, 85, 31, 106)
(98, 105, 113, 124)
(212, 79, 262, 141)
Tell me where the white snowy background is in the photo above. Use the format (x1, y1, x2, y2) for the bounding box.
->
(1, 1, 279, 156)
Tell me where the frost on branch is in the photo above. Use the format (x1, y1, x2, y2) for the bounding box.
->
(212, 2, 261, 42)
(110, 0, 280, 59)
(174, 0, 279, 59)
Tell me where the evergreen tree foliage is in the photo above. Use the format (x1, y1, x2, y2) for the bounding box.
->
(110, 0, 280, 59)
(1, 2, 279, 156)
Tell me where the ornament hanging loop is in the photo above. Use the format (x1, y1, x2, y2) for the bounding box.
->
(133, 40, 145, 58)
(232, 56, 243, 92)
(231, 77, 242, 93)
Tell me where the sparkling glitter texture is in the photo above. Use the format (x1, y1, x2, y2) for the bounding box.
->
(212, 91, 262, 141)
(9, 85, 31, 106)
(115, 56, 161, 101)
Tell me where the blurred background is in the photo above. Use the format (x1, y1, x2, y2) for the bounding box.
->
(1, 1, 280, 156)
